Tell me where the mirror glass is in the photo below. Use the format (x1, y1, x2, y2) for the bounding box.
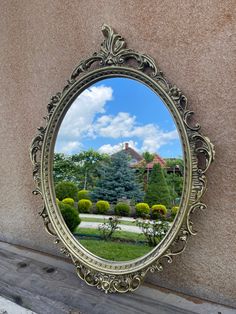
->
(53, 78, 183, 261)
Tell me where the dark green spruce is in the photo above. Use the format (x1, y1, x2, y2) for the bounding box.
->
(144, 163, 171, 207)
(91, 151, 144, 203)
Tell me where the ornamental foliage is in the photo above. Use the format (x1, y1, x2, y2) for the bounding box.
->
(95, 200, 110, 214)
(58, 202, 81, 232)
(62, 198, 75, 207)
(135, 203, 150, 217)
(145, 164, 171, 207)
(91, 152, 144, 203)
(114, 202, 131, 217)
(55, 181, 78, 201)
(78, 199, 92, 213)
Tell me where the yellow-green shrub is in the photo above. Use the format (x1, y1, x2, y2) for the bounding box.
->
(151, 204, 167, 220)
(78, 199, 92, 213)
(172, 206, 179, 216)
(62, 198, 75, 207)
(135, 203, 150, 217)
(78, 189, 90, 200)
(114, 202, 131, 217)
(96, 200, 110, 214)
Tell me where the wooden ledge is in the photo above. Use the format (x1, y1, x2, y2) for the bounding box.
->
(0, 241, 234, 314)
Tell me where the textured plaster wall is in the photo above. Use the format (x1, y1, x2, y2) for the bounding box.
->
(0, 0, 235, 308)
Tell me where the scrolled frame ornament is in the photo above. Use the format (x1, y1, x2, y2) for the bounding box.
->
(30, 24, 215, 293)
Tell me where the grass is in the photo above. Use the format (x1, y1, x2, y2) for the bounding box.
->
(81, 217, 136, 226)
(75, 227, 147, 242)
(79, 239, 152, 261)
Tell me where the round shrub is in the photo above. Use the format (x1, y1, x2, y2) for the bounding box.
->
(135, 203, 150, 217)
(62, 198, 75, 207)
(151, 204, 167, 220)
(172, 206, 179, 216)
(55, 181, 78, 200)
(58, 202, 81, 233)
(96, 200, 110, 214)
(78, 189, 90, 200)
(78, 199, 92, 213)
(56, 198, 60, 204)
(114, 202, 131, 217)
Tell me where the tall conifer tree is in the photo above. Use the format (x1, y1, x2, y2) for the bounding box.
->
(91, 152, 144, 203)
(144, 163, 171, 207)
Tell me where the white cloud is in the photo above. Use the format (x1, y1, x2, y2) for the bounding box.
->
(58, 141, 82, 154)
(93, 112, 179, 153)
(58, 85, 113, 138)
(98, 140, 138, 155)
(56, 85, 179, 155)
(93, 112, 136, 138)
(56, 85, 113, 153)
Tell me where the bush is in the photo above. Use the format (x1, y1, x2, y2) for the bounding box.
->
(151, 204, 167, 220)
(98, 217, 121, 240)
(78, 189, 90, 200)
(135, 203, 150, 217)
(58, 202, 81, 233)
(114, 202, 131, 217)
(96, 200, 110, 214)
(62, 198, 75, 207)
(172, 206, 179, 216)
(78, 199, 92, 213)
(56, 198, 60, 204)
(136, 219, 171, 246)
(55, 181, 78, 200)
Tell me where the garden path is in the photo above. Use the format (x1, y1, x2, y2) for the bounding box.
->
(79, 221, 142, 234)
(80, 214, 136, 222)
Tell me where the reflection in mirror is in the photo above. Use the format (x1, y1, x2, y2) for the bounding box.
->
(53, 78, 183, 261)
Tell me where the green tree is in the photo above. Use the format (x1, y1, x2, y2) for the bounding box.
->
(91, 152, 144, 203)
(55, 181, 78, 200)
(165, 158, 184, 174)
(164, 158, 184, 205)
(144, 164, 171, 207)
(165, 173, 183, 204)
(142, 151, 154, 163)
(53, 153, 80, 184)
(71, 149, 110, 190)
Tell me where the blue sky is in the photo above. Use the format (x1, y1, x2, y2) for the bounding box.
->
(55, 78, 183, 158)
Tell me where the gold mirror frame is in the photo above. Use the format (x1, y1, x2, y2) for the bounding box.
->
(30, 25, 215, 294)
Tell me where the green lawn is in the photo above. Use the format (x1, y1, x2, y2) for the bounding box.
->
(79, 239, 152, 261)
(75, 227, 147, 242)
(81, 217, 136, 226)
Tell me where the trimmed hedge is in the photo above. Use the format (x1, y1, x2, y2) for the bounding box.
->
(55, 181, 78, 200)
(78, 189, 90, 200)
(151, 204, 167, 220)
(62, 198, 75, 207)
(135, 203, 150, 217)
(114, 202, 131, 217)
(171, 206, 179, 216)
(96, 200, 110, 214)
(58, 202, 81, 233)
(78, 199, 92, 213)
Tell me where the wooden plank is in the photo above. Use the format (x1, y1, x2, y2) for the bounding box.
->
(0, 241, 234, 314)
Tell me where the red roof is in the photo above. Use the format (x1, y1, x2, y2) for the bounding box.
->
(146, 154, 166, 169)
(114, 143, 166, 169)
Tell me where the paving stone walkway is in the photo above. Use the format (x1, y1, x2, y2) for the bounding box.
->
(79, 221, 142, 233)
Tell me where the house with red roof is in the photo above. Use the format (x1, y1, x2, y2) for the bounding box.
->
(114, 142, 182, 175)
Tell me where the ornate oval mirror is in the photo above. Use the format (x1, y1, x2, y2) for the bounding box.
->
(30, 25, 214, 293)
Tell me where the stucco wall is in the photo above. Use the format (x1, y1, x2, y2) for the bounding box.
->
(0, 0, 235, 308)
